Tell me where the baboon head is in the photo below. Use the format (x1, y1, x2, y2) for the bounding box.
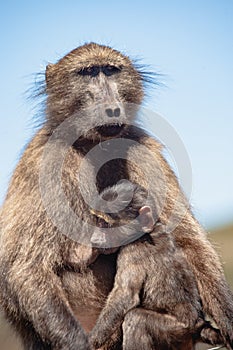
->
(89, 181, 156, 249)
(45, 43, 148, 139)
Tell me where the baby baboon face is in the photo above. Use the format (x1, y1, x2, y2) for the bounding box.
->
(45, 43, 144, 138)
(89, 182, 155, 249)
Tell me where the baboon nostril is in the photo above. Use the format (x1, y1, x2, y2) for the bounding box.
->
(105, 108, 114, 117)
(105, 108, 121, 118)
(114, 108, 120, 117)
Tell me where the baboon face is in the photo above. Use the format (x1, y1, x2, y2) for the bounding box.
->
(45, 43, 144, 138)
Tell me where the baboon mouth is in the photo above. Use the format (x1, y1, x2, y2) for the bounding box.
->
(100, 247, 119, 255)
(96, 124, 124, 137)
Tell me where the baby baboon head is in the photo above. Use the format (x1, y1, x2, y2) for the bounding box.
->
(89, 181, 156, 249)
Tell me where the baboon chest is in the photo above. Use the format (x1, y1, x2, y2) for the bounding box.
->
(61, 254, 117, 332)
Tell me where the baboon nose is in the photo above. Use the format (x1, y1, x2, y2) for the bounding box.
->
(105, 108, 121, 118)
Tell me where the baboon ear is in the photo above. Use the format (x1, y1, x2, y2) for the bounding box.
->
(45, 63, 55, 86)
(138, 206, 154, 233)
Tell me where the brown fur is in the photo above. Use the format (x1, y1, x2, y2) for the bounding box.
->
(88, 183, 224, 350)
(0, 43, 232, 350)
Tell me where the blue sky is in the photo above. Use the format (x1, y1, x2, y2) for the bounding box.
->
(0, 1, 233, 229)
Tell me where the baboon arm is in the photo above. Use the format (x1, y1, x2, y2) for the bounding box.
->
(4, 263, 89, 350)
(178, 234, 233, 349)
(122, 308, 194, 350)
(89, 266, 143, 349)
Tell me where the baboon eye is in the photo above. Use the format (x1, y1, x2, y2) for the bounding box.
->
(76, 65, 121, 77)
(77, 66, 100, 77)
(102, 65, 121, 76)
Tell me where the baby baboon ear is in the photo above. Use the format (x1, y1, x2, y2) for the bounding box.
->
(138, 206, 154, 233)
(45, 63, 55, 86)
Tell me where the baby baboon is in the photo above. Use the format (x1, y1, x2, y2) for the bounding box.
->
(0, 42, 232, 350)
(88, 182, 224, 350)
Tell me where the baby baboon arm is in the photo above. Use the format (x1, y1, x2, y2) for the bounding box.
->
(89, 263, 143, 349)
(66, 244, 100, 267)
(4, 263, 89, 350)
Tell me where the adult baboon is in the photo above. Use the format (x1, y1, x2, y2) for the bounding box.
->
(0, 43, 232, 349)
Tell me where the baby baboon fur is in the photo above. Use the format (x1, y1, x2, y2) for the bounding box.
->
(88, 182, 224, 350)
(0, 43, 233, 350)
